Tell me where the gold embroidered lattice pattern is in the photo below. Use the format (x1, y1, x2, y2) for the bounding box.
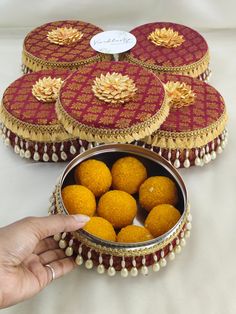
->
(92, 72, 137, 104)
(47, 27, 83, 46)
(148, 27, 185, 48)
(32, 76, 64, 103)
(164, 81, 195, 109)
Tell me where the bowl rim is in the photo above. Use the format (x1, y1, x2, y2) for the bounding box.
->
(56, 143, 189, 252)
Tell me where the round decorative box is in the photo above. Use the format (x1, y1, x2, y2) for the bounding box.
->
(22, 20, 111, 74)
(139, 73, 228, 168)
(0, 69, 88, 162)
(121, 22, 210, 81)
(49, 144, 191, 277)
(56, 61, 170, 144)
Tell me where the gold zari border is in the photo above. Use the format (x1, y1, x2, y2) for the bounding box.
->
(0, 104, 72, 142)
(121, 50, 210, 78)
(144, 109, 228, 149)
(55, 94, 170, 144)
(22, 47, 112, 72)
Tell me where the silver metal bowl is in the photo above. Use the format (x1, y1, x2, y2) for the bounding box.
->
(49, 144, 192, 277)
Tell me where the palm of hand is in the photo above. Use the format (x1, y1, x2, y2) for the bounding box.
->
(0, 215, 83, 309)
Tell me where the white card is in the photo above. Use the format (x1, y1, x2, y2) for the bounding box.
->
(90, 30, 136, 54)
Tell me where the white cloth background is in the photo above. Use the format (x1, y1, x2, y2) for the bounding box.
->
(0, 1, 236, 314)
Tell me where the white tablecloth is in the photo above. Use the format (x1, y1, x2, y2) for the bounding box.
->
(0, 1, 236, 313)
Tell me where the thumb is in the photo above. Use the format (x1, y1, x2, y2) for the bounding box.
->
(21, 214, 90, 240)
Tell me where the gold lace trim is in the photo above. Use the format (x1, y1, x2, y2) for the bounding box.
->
(144, 109, 228, 150)
(32, 77, 64, 102)
(22, 48, 112, 72)
(54, 184, 190, 257)
(55, 93, 170, 143)
(92, 72, 137, 104)
(164, 81, 195, 108)
(47, 27, 83, 46)
(148, 28, 185, 48)
(121, 50, 210, 78)
(0, 104, 72, 142)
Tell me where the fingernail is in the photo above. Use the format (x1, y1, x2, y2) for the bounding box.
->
(73, 214, 90, 224)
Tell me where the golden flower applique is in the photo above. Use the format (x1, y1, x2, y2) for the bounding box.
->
(148, 28, 185, 48)
(92, 72, 137, 104)
(47, 27, 83, 46)
(32, 77, 64, 102)
(164, 81, 196, 108)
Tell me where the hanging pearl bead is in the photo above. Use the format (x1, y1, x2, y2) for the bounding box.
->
(43, 144, 49, 162)
(180, 238, 186, 247)
(80, 146, 86, 154)
(121, 268, 129, 278)
(185, 230, 191, 238)
(19, 140, 25, 158)
(187, 213, 192, 222)
(85, 250, 93, 269)
(167, 150, 172, 164)
(75, 245, 83, 266)
(194, 148, 201, 166)
(141, 266, 148, 275)
(174, 150, 180, 168)
(24, 142, 31, 159)
(97, 254, 105, 274)
(97, 264, 105, 274)
(217, 145, 223, 154)
(14, 144, 20, 154)
(120, 257, 128, 278)
(168, 251, 175, 261)
(75, 255, 83, 266)
(186, 222, 192, 230)
(53, 233, 61, 242)
(70, 144, 77, 155)
(59, 232, 67, 249)
(14, 136, 20, 154)
(216, 137, 223, 154)
(130, 267, 138, 277)
(107, 254, 116, 276)
(183, 150, 190, 168)
(60, 151, 67, 161)
(160, 250, 167, 267)
(204, 145, 211, 163)
(211, 150, 217, 160)
(152, 253, 160, 272)
(51, 144, 58, 162)
(175, 245, 182, 254)
(65, 239, 74, 257)
(4, 137, 10, 146)
(87, 142, 93, 150)
(85, 259, 93, 269)
(59, 143, 67, 161)
(20, 149, 25, 158)
(152, 262, 160, 272)
(130, 258, 138, 277)
(59, 239, 67, 249)
(107, 266, 116, 276)
(33, 144, 40, 161)
(141, 257, 148, 275)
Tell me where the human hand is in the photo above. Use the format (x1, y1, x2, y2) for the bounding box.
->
(0, 214, 90, 309)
